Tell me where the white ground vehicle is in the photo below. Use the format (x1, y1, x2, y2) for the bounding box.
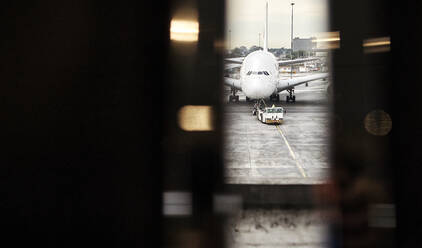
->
(256, 105, 285, 124)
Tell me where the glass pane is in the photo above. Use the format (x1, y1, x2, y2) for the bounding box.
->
(223, 0, 331, 247)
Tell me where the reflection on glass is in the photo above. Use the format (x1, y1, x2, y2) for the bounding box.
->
(170, 19, 199, 42)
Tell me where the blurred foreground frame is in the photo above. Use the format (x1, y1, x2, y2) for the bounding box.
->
(163, 0, 226, 247)
(0, 1, 167, 247)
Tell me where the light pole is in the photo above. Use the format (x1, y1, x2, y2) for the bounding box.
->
(229, 29, 231, 51)
(290, 2, 295, 79)
(259, 33, 261, 48)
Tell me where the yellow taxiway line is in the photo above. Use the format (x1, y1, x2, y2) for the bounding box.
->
(276, 125, 307, 178)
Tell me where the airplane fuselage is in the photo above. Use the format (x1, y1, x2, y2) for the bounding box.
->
(240, 50, 279, 99)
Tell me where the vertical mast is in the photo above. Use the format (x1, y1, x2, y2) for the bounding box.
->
(263, 1, 268, 52)
(291, 3, 294, 52)
(291, 2, 295, 78)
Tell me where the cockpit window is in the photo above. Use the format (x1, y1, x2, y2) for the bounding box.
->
(247, 71, 270, 76)
(266, 108, 283, 113)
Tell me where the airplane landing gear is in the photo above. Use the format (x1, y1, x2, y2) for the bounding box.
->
(252, 102, 258, 115)
(229, 88, 239, 102)
(252, 99, 266, 115)
(286, 89, 296, 103)
(270, 94, 280, 102)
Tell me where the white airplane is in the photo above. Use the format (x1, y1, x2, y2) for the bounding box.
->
(224, 1, 329, 107)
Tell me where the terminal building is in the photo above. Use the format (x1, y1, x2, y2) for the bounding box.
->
(292, 37, 317, 52)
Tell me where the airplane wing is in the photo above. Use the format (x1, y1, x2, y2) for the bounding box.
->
(225, 63, 242, 70)
(277, 58, 318, 66)
(224, 77, 242, 90)
(224, 57, 244, 64)
(224, 57, 316, 71)
(224, 57, 245, 70)
(277, 73, 329, 92)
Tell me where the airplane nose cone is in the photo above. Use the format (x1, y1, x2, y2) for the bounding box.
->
(242, 78, 275, 99)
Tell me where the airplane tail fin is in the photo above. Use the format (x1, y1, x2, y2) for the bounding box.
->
(263, 1, 268, 52)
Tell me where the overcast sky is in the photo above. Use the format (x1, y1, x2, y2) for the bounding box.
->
(226, 0, 329, 49)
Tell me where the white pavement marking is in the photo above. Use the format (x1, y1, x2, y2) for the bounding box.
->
(276, 125, 308, 178)
(245, 121, 254, 176)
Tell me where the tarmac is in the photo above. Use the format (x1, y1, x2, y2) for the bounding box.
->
(223, 73, 331, 185)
